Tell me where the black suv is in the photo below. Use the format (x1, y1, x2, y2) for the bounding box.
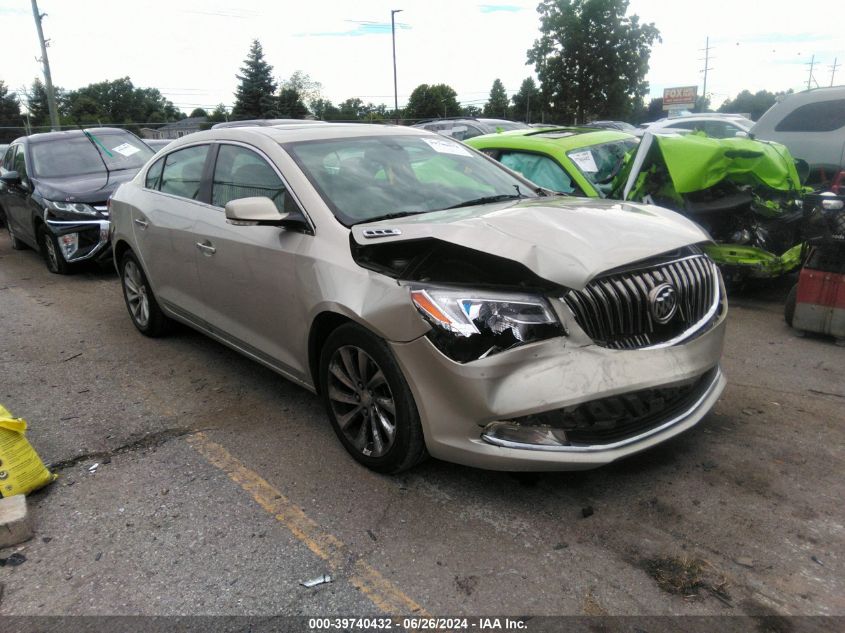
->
(0, 128, 153, 273)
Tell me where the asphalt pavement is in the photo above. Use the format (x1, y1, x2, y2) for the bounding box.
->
(0, 234, 842, 620)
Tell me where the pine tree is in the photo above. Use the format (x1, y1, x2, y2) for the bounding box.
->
(232, 40, 278, 119)
(483, 79, 510, 118)
(0, 81, 23, 142)
(278, 87, 308, 119)
(511, 77, 541, 123)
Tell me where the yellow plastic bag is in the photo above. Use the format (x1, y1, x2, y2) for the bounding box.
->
(0, 405, 57, 497)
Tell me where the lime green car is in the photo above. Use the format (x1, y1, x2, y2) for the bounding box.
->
(467, 128, 806, 281)
(467, 127, 638, 198)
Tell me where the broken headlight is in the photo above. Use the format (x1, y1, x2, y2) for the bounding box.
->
(410, 286, 564, 362)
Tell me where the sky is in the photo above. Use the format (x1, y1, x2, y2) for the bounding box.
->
(1, 0, 842, 118)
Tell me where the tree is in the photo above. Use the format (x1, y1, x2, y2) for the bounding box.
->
(27, 78, 62, 128)
(0, 81, 23, 142)
(310, 98, 341, 120)
(283, 71, 322, 106)
(527, 0, 660, 123)
(278, 87, 308, 119)
(462, 104, 482, 117)
(207, 104, 229, 123)
(403, 84, 460, 120)
(484, 79, 510, 118)
(63, 78, 180, 126)
(718, 89, 790, 121)
(338, 98, 366, 120)
(232, 40, 278, 119)
(511, 77, 542, 123)
(642, 97, 664, 122)
(189, 108, 208, 118)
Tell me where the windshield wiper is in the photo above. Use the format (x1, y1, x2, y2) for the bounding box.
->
(441, 193, 523, 210)
(352, 210, 429, 226)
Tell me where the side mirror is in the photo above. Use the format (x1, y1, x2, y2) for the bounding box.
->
(0, 171, 22, 186)
(226, 196, 308, 228)
(734, 131, 748, 138)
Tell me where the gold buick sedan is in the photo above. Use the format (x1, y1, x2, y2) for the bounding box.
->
(109, 123, 727, 473)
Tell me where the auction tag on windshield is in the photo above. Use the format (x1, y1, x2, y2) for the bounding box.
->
(569, 150, 598, 172)
(423, 137, 471, 157)
(112, 142, 141, 157)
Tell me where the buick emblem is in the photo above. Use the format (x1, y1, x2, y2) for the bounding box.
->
(649, 283, 678, 324)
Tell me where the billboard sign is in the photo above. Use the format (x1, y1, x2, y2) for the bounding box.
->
(663, 86, 698, 110)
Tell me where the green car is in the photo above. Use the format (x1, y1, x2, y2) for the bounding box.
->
(467, 128, 806, 282)
(467, 127, 638, 198)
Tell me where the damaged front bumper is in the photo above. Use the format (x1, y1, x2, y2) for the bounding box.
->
(44, 218, 112, 263)
(703, 242, 804, 279)
(390, 308, 727, 471)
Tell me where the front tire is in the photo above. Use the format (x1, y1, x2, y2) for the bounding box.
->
(120, 251, 171, 337)
(319, 323, 427, 474)
(38, 226, 71, 274)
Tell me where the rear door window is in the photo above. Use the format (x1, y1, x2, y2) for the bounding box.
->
(159, 145, 209, 200)
(775, 100, 845, 132)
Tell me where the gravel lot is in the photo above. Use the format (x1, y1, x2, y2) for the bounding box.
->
(0, 233, 842, 621)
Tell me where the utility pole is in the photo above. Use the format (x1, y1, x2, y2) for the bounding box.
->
(526, 91, 530, 124)
(830, 58, 839, 87)
(806, 54, 816, 90)
(30, 0, 60, 131)
(698, 36, 714, 112)
(391, 9, 403, 124)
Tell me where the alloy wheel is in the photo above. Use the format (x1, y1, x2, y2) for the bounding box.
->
(327, 345, 397, 458)
(123, 260, 150, 328)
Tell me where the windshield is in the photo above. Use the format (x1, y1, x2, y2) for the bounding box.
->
(566, 138, 639, 195)
(30, 133, 154, 178)
(286, 134, 538, 225)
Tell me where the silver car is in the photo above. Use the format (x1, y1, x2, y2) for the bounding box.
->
(109, 123, 727, 473)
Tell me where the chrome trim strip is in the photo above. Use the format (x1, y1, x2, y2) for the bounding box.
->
(45, 219, 105, 225)
(481, 367, 722, 453)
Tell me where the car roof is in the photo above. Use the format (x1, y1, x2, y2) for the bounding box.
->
(211, 118, 326, 129)
(465, 126, 636, 153)
(12, 127, 133, 145)
(162, 123, 437, 149)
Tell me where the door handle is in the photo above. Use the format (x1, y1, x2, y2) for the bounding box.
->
(134, 218, 148, 229)
(196, 241, 216, 255)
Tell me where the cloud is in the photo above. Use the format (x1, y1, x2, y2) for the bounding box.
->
(479, 4, 524, 13)
(298, 20, 410, 38)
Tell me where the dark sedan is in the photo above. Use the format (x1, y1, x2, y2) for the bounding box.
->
(0, 128, 153, 273)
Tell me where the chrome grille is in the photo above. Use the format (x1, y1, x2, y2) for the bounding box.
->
(564, 254, 720, 349)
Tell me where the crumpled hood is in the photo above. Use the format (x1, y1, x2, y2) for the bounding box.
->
(34, 170, 138, 204)
(351, 196, 710, 290)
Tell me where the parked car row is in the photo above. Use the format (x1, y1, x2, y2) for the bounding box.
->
(2, 121, 727, 474)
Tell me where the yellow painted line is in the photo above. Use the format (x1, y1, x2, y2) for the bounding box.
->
(187, 432, 428, 616)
